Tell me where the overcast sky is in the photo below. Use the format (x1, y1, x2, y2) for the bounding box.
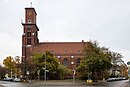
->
(0, 0, 130, 64)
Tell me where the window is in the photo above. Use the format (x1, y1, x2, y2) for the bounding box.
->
(77, 50, 80, 52)
(76, 58, 81, 67)
(27, 32, 31, 37)
(27, 28, 31, 37)
(64, 50, 67, 52)
(27, 38, 31, 45)
(27, 28, 31, 31)
(63, 58, 69, 66)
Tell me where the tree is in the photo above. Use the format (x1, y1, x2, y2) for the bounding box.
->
(14, 56, 21, 78)
(58, 64, 72, 79)
(3, 56, 16, 69)
(3, 56, 22, 78)
(77, 41, 112, 80)
(32, 51, 59, 79)
(15, 56, 20, 64)
(3, 56, 16, 77)
(110, 52, 127, 77)
(0, 65, 8, 79)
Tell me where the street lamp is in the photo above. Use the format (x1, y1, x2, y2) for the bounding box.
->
(41, 53, 47, 86)
(42, 68, 49, 86)
(43, 53, 49, 86)
(26, 71, 29, 81)
(37, 70, 40, 80)
(73, 69, 75, 84)
(44, 54, 46, 86)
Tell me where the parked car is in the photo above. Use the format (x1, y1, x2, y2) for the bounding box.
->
(13, 78, 21, 82)
(87, 79, 93, 83)
(107, 77, 127, 82)
(106, 78, 114, 82)
(3, 78, 13, 81)
(117, 77, 127, 80)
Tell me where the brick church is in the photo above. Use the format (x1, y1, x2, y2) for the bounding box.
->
(21, 7, 89, 72)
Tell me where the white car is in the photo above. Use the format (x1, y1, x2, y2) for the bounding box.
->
(13, 78, 21, 82)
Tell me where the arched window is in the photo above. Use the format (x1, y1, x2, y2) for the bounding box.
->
(27, 32, 31, 37)
(27, 28, 31, 45)
(76, 58, 81, 67)
(27, 28, 31, 37)
(63, 58, 69, 66)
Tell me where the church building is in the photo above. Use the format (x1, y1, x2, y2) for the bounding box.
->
(21, 7, 89, 72)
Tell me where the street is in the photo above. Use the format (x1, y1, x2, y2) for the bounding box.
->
(0, 80, 129, 87)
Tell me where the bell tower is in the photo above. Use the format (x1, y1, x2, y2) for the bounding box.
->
(25, 8, 37, 24)
(21, 7, 39, 70)
(22, 7, 39, 47)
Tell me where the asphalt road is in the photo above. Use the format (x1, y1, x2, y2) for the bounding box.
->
(0, 79, 129, 87)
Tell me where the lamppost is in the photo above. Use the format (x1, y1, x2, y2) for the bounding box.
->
(73, 69, 75, 84)
(42, 68, 49, 85)
(44, 54, 46, 86)
(26, 71, 29, 81)
(43, 53, 49, 86)
(37, 70, 40, 80)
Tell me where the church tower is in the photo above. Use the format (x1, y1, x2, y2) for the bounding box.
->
(21, 7, 39, 64)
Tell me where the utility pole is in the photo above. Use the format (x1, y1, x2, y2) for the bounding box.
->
(44, 54, 46, 86)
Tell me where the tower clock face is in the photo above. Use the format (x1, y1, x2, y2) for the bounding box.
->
(28, 11, 32, 15)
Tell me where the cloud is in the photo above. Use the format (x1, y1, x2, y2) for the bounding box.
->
(0, 0, 130, 64)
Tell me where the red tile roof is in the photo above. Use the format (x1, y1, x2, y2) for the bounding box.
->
(33, 42, 88, 56)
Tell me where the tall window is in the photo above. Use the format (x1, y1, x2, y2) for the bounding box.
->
(63, 58, 69, 66)
(27, 28, 31, 37)
(27, 38, 31, 45)
(76, 58, 81, 67)
(27, 28, 31, 45)
(27, 32, 31, 37)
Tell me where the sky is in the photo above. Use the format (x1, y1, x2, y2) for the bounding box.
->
(0, 0, 130, 65)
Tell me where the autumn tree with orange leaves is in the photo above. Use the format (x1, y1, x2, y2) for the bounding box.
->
(3, 56, 21, 78)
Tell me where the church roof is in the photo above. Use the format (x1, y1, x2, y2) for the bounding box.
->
(33, 41, 88, 56)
